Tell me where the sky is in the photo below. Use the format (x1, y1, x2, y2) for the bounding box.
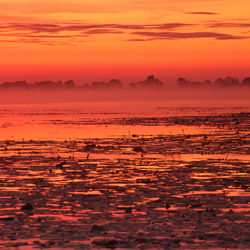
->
(0, 0, 250, 84)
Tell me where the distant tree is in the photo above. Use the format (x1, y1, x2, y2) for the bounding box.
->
(2, 81, 28, 89)
(242, 77, 250, 86)
(225, 77, 239, 86)
(107, 79, 123, 89)
(214, 78, 224, 87)
(64, 80, 75, 89)
(203, 80, 212, 87)
(34, 81, 63, 90)
(214, 77, 239, 88)
(177, 78, 191, 87)
(144, 75, 163, 88)
(91, 79, 123, 89)
(82, 83, 91, 89)
(192, 81, 203, 87)
(91, 81, 106, 89)
(177, 78, 211, 88)
(133, 75, 164, 88)
(128, 82, 136, 88)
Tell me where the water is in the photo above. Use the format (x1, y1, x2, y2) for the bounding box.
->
(0, 102, 250, 249)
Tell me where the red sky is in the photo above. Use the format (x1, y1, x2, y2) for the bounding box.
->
(0, 0, 250, 84)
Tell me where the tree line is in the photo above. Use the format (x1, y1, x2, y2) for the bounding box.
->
(177, 77, 250, 88)
(1, 75, 250, 90)
(0, 75, 163, 90)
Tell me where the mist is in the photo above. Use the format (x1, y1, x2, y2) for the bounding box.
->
(1, 87, 250, 107)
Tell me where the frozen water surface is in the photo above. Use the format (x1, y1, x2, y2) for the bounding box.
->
(0, 102, 250, 249)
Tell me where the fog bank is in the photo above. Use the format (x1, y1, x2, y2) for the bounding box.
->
(1, 88, 250, 107)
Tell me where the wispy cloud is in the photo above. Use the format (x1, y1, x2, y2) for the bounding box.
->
(0, 22, 193, 33)
(208, 22, 250, 28)
(0, 21, 249, 45)
(133, 31, 249, 40)
(185, 11, 218, 15)
(84, 29, 123, 34)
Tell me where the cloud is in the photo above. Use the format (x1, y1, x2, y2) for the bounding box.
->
(0, 31, 75, 39)
(132, 31, 249, 40)
(208, 22, 250, 28)
(0, 23, 62, 33)
(153, 23, 193, 29)
(126, 38, 153, 42)
(185, 11, 218, 15)
(84, 29, 123, 34)
(0, 21, 249, 45)
(0, 39, 18, 43)
(0, 22, 193, 33)
(215, 35, 249, 40)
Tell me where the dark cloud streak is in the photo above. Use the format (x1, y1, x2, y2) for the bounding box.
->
(0, 22, 193, 33)
(186, 11, 218, 15)
(133, 31, 249, 40)
(208, 22, 250, 28)
(0, 21, 249, 45)
(84, 29, 123, 34)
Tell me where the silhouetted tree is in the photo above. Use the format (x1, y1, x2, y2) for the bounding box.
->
(107, 79, 123, 89)
(128, 82, 137, 88)
(82, 83, 91, 89)
(242, 77, 250, 86)
(177, 78, 192, 87)
(143, 75, 163, 88)
(91, 81, 106, 89)
(214, 77, 239, 88)
(34, 81, 63, 90)
(177, 78, 211, 88)
(2, 81, 28, 89)
(91, 79, 123, 89)
(204, 80, 212, 87)
(64, 80, 75, 89)
(131, 75, 164, 89)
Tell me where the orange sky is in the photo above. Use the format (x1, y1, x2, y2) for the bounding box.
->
(0, 0, 250, 84)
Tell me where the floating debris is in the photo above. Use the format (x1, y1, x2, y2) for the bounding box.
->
(165, 203, 171, 210)
(91, 225, 105, 233)
(55, 161, 66, 168)
(21, 203, 33, 211)
(0, 217, 15, 221)
(92, 239, 119, 249)
(132, 146, 144, 153)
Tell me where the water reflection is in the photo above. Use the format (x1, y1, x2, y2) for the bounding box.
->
(0, 104, 250, 249)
